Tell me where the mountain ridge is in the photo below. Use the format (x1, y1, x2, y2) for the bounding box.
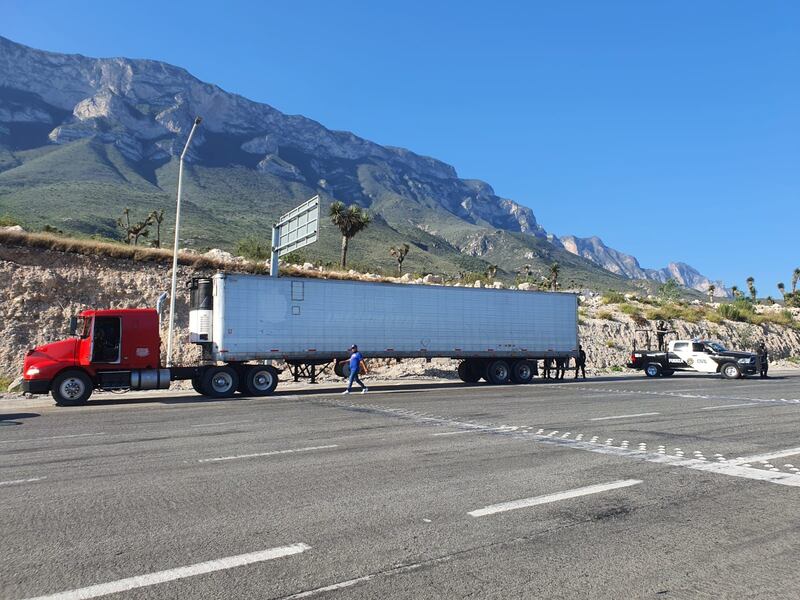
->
(0, 35, 719, 294)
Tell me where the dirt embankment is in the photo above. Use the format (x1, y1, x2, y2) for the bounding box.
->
(1, 243, 799, 383)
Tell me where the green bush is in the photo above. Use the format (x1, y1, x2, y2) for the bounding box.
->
(597, 310, 615, 321)
(602, 290, 626, 304)
(235, 237, 270, 261)
(618, 303, 640, 316)
(716, 303, 747, 322)
(0, 215, 21, 227)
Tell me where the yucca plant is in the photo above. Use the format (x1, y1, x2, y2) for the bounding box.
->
(329, 201, 371, 269)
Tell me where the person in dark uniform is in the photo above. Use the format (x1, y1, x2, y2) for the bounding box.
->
(655, 320, 669, 352)
(575, 345, 587, 379)
(758, 342, 769, 378)
(543, 358, 553, 379)
(557, 357, 567, 379)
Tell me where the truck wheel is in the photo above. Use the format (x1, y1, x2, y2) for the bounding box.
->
(486, 360, 511, 384)
(457, 360, 482, 383)
(661, 369, 675, 377)
(334, 361, 345, 378)
(644, 363, 662, 378)
(243, 366, 279, 396)
(51, 370, 93, 406)
(201, 366, 239, 398)
(191, 375, 204, 395)
(511, 360, 534, 384)
(721, 362, 741, 380)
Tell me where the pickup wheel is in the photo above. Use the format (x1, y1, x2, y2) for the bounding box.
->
(200, 366, 239, 398)
(243, 365, 279, 396)
(51, 370, 93, 406)
(661, 369, 675, 377)
(457, 360, 482, 383)
(486, 360, 511, 384)
(511, 360, 534, 384)
(644, 363, 662, 378)
(721, 362, 742, 380)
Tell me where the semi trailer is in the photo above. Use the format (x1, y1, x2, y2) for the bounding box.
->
(21, 272, 579, 406)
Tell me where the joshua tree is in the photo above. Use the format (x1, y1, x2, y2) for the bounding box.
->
(549, 262, 560, 291)
(148, 209, 165, 248)
(329, 201, 371, 269)
(793, 268, 800, 293)
(485, 264, 498, 280)
(117, 207, 152, 246)
(731, 285, 742, 299)
(778, 282, 786, 299)
(746, 276, 757, 302)
(389, 243, 410, 276)
(707, 284, 715, 303)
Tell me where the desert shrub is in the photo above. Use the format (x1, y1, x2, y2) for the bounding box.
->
(0, 215, 20, 227)
(0, 376, 11, 391)
(602, 290, 626, 305)
(235, 237, 270, 261)
(618, 303, 640, 316)
(717, 303, 747, 322)
(605, 339, 617, 348)
(597, 310, 615, 321)
(645, 304, 683, 321)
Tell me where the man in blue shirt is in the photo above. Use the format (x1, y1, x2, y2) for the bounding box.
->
(339, 344, 369, 394)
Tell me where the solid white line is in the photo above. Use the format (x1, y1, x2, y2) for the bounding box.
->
(731, 447, 800, 465)
(198, 444, 338, 463)
(22, 543, 311, 600)
(590, 412, 660, 421)
(190, 420, 251, 428)
(468, 479, 642, 517)
(0, 433, 106, 444)
(283, 576, 373, 599)
(432, 430, 479, 436)
(0, 476, 46, 487)
(700, 403, 761, 410)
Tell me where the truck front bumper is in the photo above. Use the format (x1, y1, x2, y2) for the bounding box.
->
(22, 379, 50, 394)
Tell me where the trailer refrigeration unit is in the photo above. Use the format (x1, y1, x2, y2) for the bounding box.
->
(22, 272, 579, 406)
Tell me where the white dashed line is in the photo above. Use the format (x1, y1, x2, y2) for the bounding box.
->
(700, 403, 761, 410)
(198, 444, 338, 463)
(21, 543, 311, 600)
(730, 447, 800, 465)
(590, 412, 660, 421)
(468, 479, 643, 517)
(190, 420, 251, 428)
(0, 476, 47, 487)
(432, 430, 478, 436)
(0, 433, 106, 444)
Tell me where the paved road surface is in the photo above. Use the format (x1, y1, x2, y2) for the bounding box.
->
(2, 372, 800, 599)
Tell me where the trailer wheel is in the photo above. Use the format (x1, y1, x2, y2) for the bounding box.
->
(457, 360, 481, 383)
(201, 366, 239, 398)
(486, 360, 511, 384)
(243, 365, 279, 396)
(51, 370, 93, 406)
(721, 362, 741, 380)
(334, 361, 346, 378)
(644, 363, 662, 378)
(511, 360, 534, 384)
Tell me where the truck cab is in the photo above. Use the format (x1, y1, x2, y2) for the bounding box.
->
(22, 309, 169, 405)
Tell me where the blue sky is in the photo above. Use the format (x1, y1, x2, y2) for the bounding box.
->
(4, 0, 799, 291)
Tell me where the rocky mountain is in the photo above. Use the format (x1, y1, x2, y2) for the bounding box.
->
(559, 235, 730, 297)
(0, 35, 719, 292)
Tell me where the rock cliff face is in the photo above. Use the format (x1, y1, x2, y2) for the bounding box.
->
(1, 245, 796, 385)
(560, 235, 730, 297)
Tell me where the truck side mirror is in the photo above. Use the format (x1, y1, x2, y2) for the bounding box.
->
(69, 316, 78, 336)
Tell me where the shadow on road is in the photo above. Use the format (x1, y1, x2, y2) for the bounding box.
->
(0, 412, 41, 425)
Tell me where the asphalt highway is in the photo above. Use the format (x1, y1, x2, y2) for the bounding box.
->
(2, 371, 800, 599)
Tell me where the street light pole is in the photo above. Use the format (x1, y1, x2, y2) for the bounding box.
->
(166, 116, 202, 368)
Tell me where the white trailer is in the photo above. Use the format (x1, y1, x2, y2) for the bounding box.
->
(187, 272, 578, 396)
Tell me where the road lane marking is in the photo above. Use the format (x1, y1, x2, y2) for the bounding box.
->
(590, 412, 660, 421)
(318, 399, 800, 487)
(21, 543, 311, 600)
(468, 479, 642, 517)
(284, 575, 373, 598)
(0, 433, 106, 444)
(198, 444, 338, 463)
(0, 476, 46, 487)
(190, 420, 251, 428)
(700, 403, 761, 410)
(730, 447, 800, 465)
(557, 386, 800, 405)
(432, 430, 478, 436)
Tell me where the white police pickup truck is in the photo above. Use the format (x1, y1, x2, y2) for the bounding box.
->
(628, 339, 759, 379)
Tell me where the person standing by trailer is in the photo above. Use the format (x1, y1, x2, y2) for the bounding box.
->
(543, 358, 553, 379)
(556, 357, 567, 379)
(758, 342, 769, 378)
(339, 345, 369, 394)
(575, 345, 587, 379)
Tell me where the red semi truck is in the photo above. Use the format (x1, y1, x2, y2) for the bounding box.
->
(22, 272, 578, 406)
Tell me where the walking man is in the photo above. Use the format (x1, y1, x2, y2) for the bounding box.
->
(575, 345, 587, 379)
(340, 344, 369, 394)
(758, 342, 769, 378)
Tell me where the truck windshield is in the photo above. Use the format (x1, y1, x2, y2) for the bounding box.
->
(79, 317, 92, 339)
